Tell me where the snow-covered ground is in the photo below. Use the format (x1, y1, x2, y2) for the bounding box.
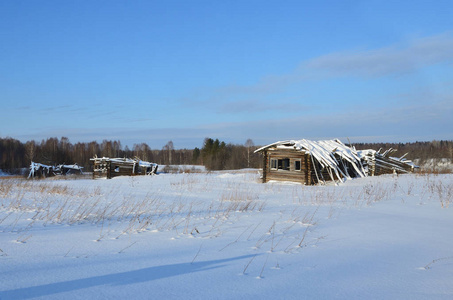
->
(1, 171, 452, 299)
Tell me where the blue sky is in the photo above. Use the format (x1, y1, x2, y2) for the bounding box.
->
(1, 1, 453, 149)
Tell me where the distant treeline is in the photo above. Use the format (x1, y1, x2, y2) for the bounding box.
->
(0, 137, 262, 174)
(1, 137, 452, 174)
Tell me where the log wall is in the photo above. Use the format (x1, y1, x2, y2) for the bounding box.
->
(363, 154, 415, 176)
(92, 159, 136, 179)
(263, 149, 312, 185)
(108, 161, 136, 179)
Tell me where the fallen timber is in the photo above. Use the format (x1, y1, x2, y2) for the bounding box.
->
(28, 162, 84, 179)
(358, 148, 417, 176)
(90, 156, 158, 179)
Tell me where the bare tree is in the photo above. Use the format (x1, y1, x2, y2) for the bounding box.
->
(25, 141, 36, 163)
(245, 139, 254, 168)
(163, 141, 174, 165)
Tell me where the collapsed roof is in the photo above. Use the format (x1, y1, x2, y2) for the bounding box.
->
(357, 148, 418, 175)
(255, 139, 366, 183)
(28, 162, 84, 178)
(255, 139, 418, 184)
(90, 156, 158, 178)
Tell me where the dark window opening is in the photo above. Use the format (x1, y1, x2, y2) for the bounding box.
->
(295, 160, 301, 171)
(278, 158, 290, 170)
(270, 159, 277, 170)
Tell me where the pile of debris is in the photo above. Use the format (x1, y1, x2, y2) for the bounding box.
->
(91, 156, 158, 179)
(28, 162, 84, 179)
(357, 148, 418, 176)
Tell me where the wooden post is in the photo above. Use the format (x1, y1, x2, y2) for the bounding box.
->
(107, 161, 111, 179)
(262, 150, 268, 183)
(305, 154, 310, 185)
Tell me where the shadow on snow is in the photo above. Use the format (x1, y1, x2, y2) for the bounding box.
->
(0, 255, 255, 299)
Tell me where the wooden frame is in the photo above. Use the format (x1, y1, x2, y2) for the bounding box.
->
(262, 148, 314, 185)
(257, 140, 417, 185)
(91, 157, 158, 179)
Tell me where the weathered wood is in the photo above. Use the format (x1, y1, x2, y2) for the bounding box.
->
(256, 140, 367, 185)
(360, 150, 415, 176)
(262, 150, 311, 184)
(91, 157, 158, 179)
(262, 150, 341, 185)
(262, 151, 268, 183)
(256, 139, 416, 185)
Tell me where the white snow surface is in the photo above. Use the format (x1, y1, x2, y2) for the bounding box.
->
(1, 171, 453, 299)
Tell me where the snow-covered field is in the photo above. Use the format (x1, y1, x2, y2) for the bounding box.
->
(1, 171, 452, 299)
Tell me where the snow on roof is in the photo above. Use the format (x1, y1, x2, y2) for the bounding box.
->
(90, 157, 136, 163)
(60, 164, 83, 170)
(138, 161, 157, 167)
(28, 162, 84, 178)
(255, 139, 366, 183)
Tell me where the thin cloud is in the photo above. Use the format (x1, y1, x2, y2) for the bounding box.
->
(15, 106, 31, 110)
(8, 34, 453, 147)
(217, 99, 312, 114)
(10, 95, 452, 148)
(33, 105, 89, 116)
(306, 33, 453, 77)
(196, 94, 453, 144)
(181, 32, 453, 113)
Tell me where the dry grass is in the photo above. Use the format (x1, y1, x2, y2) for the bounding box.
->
(0, 176, 267, 242)
(1, 172, 451, 277)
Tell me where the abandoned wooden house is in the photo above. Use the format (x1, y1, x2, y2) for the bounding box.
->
(254, 139, 366, 185)
(357, 148, 418, 176)
(28, 162, 84, 179)
(91, 157, 158, 179)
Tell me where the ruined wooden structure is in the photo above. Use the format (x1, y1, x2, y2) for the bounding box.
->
(255, 139, 366, 185)
(255, 139, 418, 185)
(28, 162, 84, 179)
(90, 157, 158, 179)
(358, 148, 417, 176)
